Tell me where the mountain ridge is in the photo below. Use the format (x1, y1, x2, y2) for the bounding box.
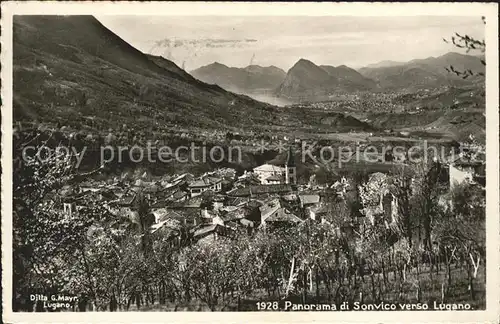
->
(13, 15, 281, 131)
(190, 63, 286, 92)
(275, 59, 378, 101)
(190, 51, 484, 103)
(14, 15, 373, 135)
(358, 52, 484, 90)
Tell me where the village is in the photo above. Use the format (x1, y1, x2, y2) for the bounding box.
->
(56, 141, 486, 248)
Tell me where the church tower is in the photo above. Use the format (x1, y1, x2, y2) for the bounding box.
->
(285, 146, 297, 185)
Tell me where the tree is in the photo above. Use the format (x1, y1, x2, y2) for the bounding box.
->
(178, 238, 240, 311)
(390, 166, 415, 250)
(434, 181, 485, 300)
(410, 160, 443, 255)
(13, 129, 97, 310)
(443, 16, 486, 78)
(12, 129, 146, 311)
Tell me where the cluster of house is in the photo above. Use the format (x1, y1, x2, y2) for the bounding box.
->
(142, 148, 332, 244)
(147, 191, 328, 245)
(54, 142, 485, 247)
(55, 147, 332, 245)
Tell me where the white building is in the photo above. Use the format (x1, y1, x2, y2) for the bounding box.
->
(253, 164, 286, 185)
(253, 146, 297, 185)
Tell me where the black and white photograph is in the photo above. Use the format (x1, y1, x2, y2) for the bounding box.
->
(1, 2, 499, 323)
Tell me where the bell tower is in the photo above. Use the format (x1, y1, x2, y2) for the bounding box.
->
(285, 146, 297, 185)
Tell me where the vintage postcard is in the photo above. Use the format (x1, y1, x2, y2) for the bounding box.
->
(1, 1, 499, 323)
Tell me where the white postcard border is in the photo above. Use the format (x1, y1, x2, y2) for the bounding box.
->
(1, 2, 499, 323)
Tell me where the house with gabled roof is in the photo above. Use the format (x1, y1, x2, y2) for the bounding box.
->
(253, 164, 286, 185)
(299, 194, 320, 208)
(151, 207, 199, 227)
(218, 204, 246, 223)
(187, 177, 222, 197)
(259, 198, 282, 224)
(192, 223, 230, 244)
(150, 218, 187, 247)
(260, 206, 303, 230)
(169, 190, 189, 202)
(264, 209, 303, 224)
(151, 208, 185, 224)
(308, 204, 329, 222)
(226, 196, 249, 206)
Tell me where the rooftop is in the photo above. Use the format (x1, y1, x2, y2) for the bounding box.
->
(259, 199, 282, 221)
(253, 164, 286, 173)
(150, 218, 182, 234)
(193, 224, 225, 238)
(220, 206, 247, 222)
(169, 196, 203, 208)
(227, 184, 293, 197)
(265, 208, 303, 224)
(299, 194, 320, 206)
(188, 177, 222, 188)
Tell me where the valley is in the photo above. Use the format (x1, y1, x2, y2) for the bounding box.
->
(11, 14, 487, 313)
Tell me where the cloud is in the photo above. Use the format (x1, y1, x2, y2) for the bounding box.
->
(97, 15, 485, 71)
(149, 38, 257, 52)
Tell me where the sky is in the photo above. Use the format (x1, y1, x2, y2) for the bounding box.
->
(96, 16, 485, 72)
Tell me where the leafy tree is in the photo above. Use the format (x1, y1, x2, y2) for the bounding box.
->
(13, 130, 101, 310)
(434, 181, 485, 300)
(178, 238, 243, 311)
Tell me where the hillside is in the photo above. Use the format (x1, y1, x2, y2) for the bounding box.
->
(13, 15, 280, 132)
(276, 59, 377, 101)
(190, 63, 286, 92)
(319, 65, 378, 91)
(393, 85, 485, 110)
(365, 109, 485, 143)
(358, 52, 484, 90)
(364, 60, 405, 69)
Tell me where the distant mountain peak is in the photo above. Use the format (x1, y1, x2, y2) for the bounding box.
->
(277, 60, 377, 100)
(211, 61, 227, 67)
(295, 58, 316, 66)
(191, 61, 286, 92)
(442, 51, 465, 57)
